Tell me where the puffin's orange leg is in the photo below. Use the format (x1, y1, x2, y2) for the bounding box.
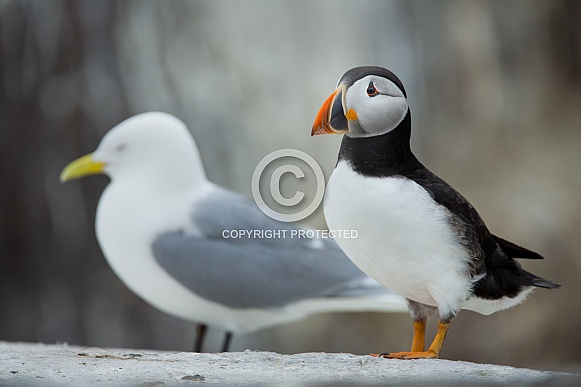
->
(410, 320, 426, 352)
(373, 321, 450, 359)
(371, 319, 426, 358)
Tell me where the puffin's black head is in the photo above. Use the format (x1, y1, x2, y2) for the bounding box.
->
(312, 66, 409, 138)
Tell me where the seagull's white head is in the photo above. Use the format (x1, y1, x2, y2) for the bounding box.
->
(60, 112, 207, 191)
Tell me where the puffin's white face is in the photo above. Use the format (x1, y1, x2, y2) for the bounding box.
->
(60, 112, 203, 187)
(343, 75, 408, 138)
(312, 67, 409, 138)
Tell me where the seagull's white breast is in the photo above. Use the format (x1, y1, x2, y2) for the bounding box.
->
(324, 161, 473, 317)
(95, 183, 222, 321)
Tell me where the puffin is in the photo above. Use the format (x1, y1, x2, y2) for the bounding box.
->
(311, 66, 560, 359)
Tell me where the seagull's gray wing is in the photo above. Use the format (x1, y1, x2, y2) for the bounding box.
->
(152, 187, 385, 309)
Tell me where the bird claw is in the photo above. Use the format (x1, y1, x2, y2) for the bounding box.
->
(371, 351, 438, 359)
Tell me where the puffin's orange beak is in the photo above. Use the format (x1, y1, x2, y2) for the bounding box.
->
(311, 85, 351, 136)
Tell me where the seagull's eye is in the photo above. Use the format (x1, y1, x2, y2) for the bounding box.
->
(115, 143, 128, 152)
(366, 82, 379, 97)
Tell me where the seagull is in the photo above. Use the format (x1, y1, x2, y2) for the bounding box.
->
(60, 111, 407, 352)
(311, 66, 560, 359)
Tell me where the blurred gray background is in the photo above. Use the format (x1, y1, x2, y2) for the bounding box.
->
(1, 0, 579, 371)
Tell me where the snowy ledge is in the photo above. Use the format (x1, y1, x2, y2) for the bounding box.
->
(0, 341, 576, 385)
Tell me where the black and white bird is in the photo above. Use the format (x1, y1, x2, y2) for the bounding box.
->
(311, 66, 560, 359)
(60, 112, 407, 353)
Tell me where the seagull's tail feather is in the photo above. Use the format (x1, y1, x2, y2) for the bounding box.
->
(326, 277, 396, 297)
(297, 277, 408, 314)
(231, 291, 408, 334)
(228, 279, 407, 334)
(295, 292, 408, 316)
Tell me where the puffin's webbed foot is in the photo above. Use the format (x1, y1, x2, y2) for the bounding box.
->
(376, 350, 437, 359)
(371, 321, 450, 360)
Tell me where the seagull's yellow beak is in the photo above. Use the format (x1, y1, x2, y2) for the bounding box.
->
(59, 153, 105, 182)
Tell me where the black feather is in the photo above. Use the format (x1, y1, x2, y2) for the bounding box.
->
(493, 234, 544, 259)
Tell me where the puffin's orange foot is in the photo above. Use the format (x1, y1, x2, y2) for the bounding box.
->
(371, 351, 438, 359)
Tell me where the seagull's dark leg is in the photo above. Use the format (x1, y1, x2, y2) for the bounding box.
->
(221, 331, 233, 352)
(193, 323, 207, 353)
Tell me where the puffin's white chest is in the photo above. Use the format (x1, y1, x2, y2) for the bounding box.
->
(324, 161, 472, 315)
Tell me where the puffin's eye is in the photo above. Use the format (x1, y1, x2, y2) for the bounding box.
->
(366, 82, 379, 97)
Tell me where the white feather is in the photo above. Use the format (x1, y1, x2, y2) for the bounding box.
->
(325, 161, 478, 319)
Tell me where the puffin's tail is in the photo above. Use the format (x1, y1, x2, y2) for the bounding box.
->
(517, 264, 560, 289)
(492, 235, 561, 290)
(530, 276, 560, 289)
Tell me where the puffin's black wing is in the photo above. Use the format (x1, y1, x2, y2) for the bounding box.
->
(405, 165, 544, 260)
(403, 166, 496, 277)
(492, 234, 544, 259)
(405, 165, 559, 297)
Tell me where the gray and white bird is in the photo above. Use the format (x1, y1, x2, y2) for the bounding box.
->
(311, 66, 559, 359)
(60, 112, 407, 352)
